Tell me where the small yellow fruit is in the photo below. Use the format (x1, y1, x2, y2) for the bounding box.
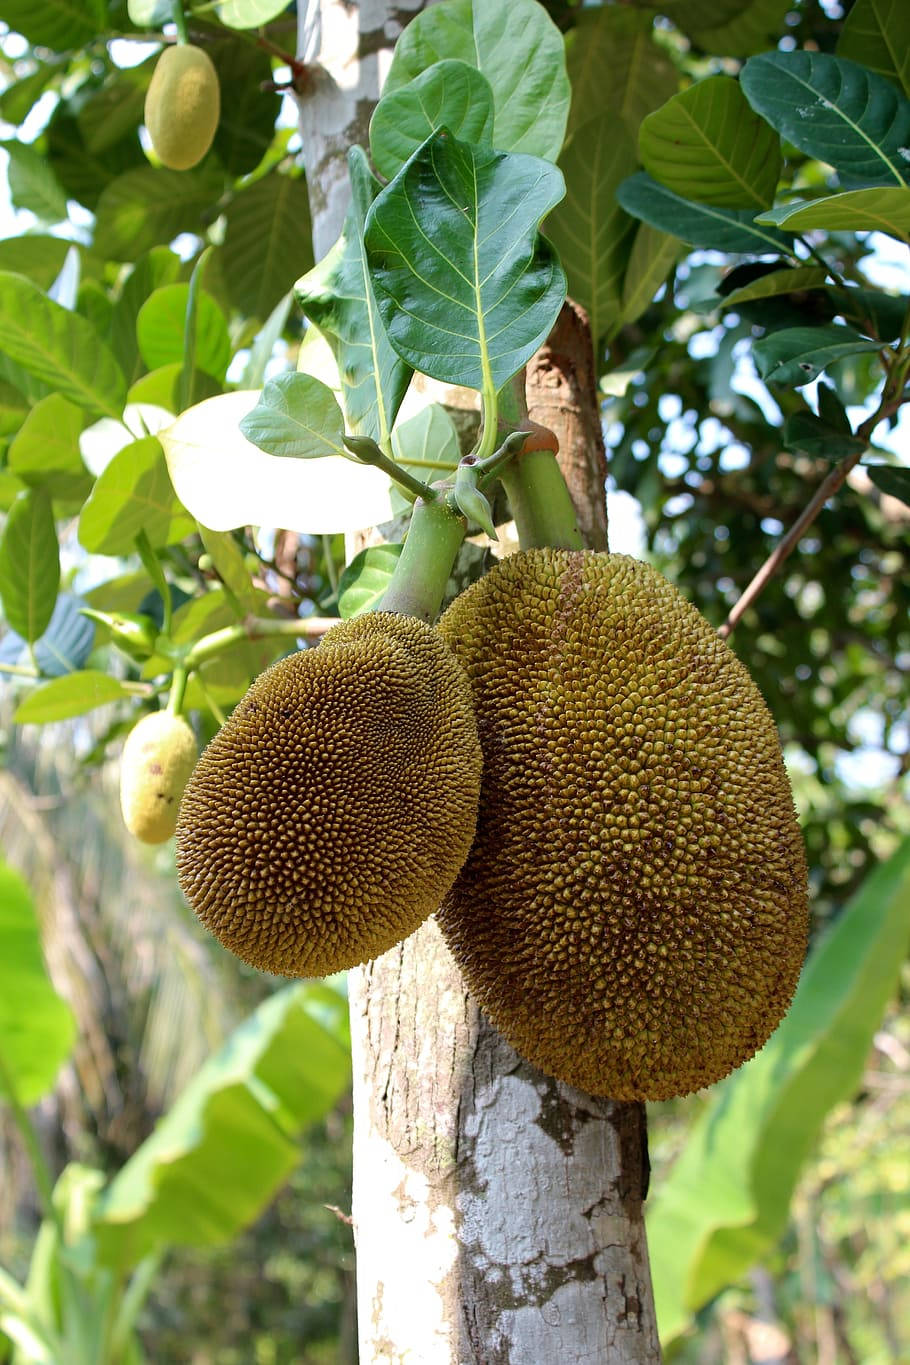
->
(120, 712, 198, 845)
(144, 44, 220, 171)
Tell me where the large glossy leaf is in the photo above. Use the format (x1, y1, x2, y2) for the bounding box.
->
(136, 284, 231, 381)
(364, 130, 566, 391)
(639, 76, 781, 210)
(384, 0, 570, 163)
(837, 0, 910, 97)
(221, 172, 313, 322)
(239, 373, 346, 458)
(0, 861, 75, 1108)
(370, 60, 495, 182)
(0, 0, 103, 50)
(758, 187, 910, 241)
(617, 172, 792, 255)
(337, 543, 404, 618)
(161, 390, 395, 533)
(753, 324, 883, 387)
(8, 394, 91, 502)
(0, 489, 59, 643)
(91, 982, 351, 1269)
(649, 837, 910, 1345)
(565, 7, 678, 137)
(0, 593, 96, 677)
(740, 51, 910, 188)
(0, 272, 126, 419)
(94, 166, 224, 262)
(14, 671, 132, 724)
(547, 118, 638, 345)
(296, 148, 411, 444)
(78, 436, 193, 555)
(1, 141, 68, 222)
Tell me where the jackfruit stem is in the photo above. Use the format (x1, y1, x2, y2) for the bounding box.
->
(499, 448, 584, 551)
(380, 495, 467, 623)
(169, 0, 189, 44)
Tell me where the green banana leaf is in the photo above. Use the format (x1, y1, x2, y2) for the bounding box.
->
(648, 835, 910, 1346)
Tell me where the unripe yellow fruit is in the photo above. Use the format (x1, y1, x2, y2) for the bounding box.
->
(120, 712, 198, 845)
(144, 44, 220, 171)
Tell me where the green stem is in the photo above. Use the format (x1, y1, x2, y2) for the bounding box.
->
(342, 436, 435, 501)
(135, 531, 172, 636)
(796, 236, 848, 289)
(169, 0, 189, 44)
(379, 496, 467, 623)
(475, 381, 500, 463)
(0, 1046, 60, 1229)
(183, 616, 331, 670)
(167, 667, 188, 715)
(499, 449, 584, 550)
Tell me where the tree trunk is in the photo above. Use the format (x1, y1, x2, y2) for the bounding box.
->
(297, 6, 660, 1360)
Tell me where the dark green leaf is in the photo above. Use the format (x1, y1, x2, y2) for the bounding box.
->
(78, 436, 193, 555)
(753, 324, 883, 387)
(684, 0, 792, 59)
(370, 60, 494, 182)
(816, 381, 852, 433)
(47, 108, 145, 212)
(0, 140, 69, 221)
(740, 51, 910, 188)
(565, 7, 678, 137)
(338, 543, 404, 618)
(296, 147, 411, 443)
(136, 283, 230, 381)
(94, 166, 224, 262)
(14, 670, 131, 723)
(837, 0, 910, 97)
(757, 187, 910, 240)
(221, 171, 313, 322)
(8, 393, 91, 501)
(617, 172, 792, 254)
(0, 0, 104, 50)
(783, 411, 865, 459)
(364, 129, 566, 390)
(831, 285, 908, 341)
(713, 265, 831, 309)
(210, 36, 281, 175)
(384, 0, 570, 162)
(0, 861, 75, 1108)
(639, 76, 781, 210)
(866, 463, 910, 505)
(0, 271, 127, 419)
(239, 373, 346, 459)
(0, 488, 60, 642)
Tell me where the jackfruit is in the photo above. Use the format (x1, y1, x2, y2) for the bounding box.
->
(120, 711, 198, 845)
(144, 44, 220, 171)
(437, 548, 808, 1101)
(175, 612, 482, 977)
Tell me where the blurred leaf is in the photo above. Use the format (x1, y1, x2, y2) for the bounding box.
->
(0, 593, 96, 676)
(753, 324, 882, 387)
(0, 0, 103, 50)
(337, 543, 404, 618)
(639, 77, 781, 210)
(78, 436, 193, 555)
(91, 982, 351, 1269)
(14, 671, 131, 724)
(783, 410, 865, 459)
(365, 130, 566, 390)
(616, 225, 680, 331)
(8, 394, 91, 501)
(758, 187, 910, 241)
(47, 108, 145, 212)
(683, 0, 792, 59)
(0, 140, 69, 222)
(0, 860, 75, 1108)
(866, 463, 910, 505)
(0, 236, 71, 290)
(837, 0, 910, 97)
(136, 283, 230, 381)
(384, 0, 570, 162)
(77, 63, 152, 155)
(215, 0, 290, 28)
(0, 64, 57, 125)
(370, 60, 494, 182)
(648, 837, 910, 1344)
(389, 402, 460, 513)
(198, 527, 260, 612)
(617, 173, 791, 254)
(565, 7, 678, 136)
(94, 166, 223, 262)
(740, 51, 910, 188)
(239, 373, 346, 458)
(111, 247, 183, 386)
(0, 271, 126, 419)
(832, 285, 908, 340)
(221, 171, 313, 322)
(128, 0, 170, 21)
(712, 265, 830, 309)
(0, 489, 59, 643)
(210, 35, 279, 175)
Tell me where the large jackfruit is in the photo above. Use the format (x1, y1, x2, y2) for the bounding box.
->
(176, 612, 482, 978)
(437, 548, 808, 1101)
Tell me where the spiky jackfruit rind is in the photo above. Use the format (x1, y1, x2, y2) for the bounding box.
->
(437, 549, 809, 1102)
(144, 44, 220, 171)
(175, 612, 483, 978)
(120, 711, 198, 845)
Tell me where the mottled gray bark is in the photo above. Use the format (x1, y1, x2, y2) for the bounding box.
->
(297, 5, 659, 1360)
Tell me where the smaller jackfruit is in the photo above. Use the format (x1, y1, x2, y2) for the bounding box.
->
(144, 44, 220, 171)
(120, 711, 198, 845)
(175, 612, 482, 978)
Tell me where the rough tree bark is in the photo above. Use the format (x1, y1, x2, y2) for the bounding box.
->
(296, 5, 660, 1360)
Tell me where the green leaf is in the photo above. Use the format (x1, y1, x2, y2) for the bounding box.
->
(111, 247, 183, 386)
(94, 166, 224, 262)
(338, 543, 404, 618)
(8, 393, 91, 501)
(221, 171, 313, 323)
(365, 130, 566, 391)
(0, 140, 69, 222)
(91, 982, 350, 1269)
(78, 436, 193, 555)
(239, 373, 346, 459)
(753, 324, 883, 387)
(0, 861, 75, 1108)
(128, 0, 170, 23)
(684, 0, 792, 59)
(837, 0, 910, 98)
(0, 0, 103, 50)
(296, 148, 412, 443)
(0, 63, 58, 125)
(370, 60, 494, 182)
(565, 7, 678, 137)
(649, 836, 910, 1345)
(198, 527, 259, 612)
(616, 225, 680, 332)
(639, 77, 781, 210)
(47, 107, 145, 213)
(865, 463, 910, 505)
(783, 410, 865, 459)
(384, 0, 570, 163)
(390, 402, 461, 514)
(127, 362, 221, 411)
(215, 0, 290, 28)
(210, 35, 280, 175)
(77, 63, 152, 155)
(0, 490, 59, 643)
(740, 51, 910, 188)
(136, 284, 230, 381)
(757, 187, 910, 241)
(547, 118, 638, 345)
(0, 271, 126, 419)
(1, 593, 95, 677)
(829, 286, 908, 340)
(13, 671, 131, 724)
(0, 235, 71, 290)
(713, 265, 831, 309)
(617, 172, 792, 255)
